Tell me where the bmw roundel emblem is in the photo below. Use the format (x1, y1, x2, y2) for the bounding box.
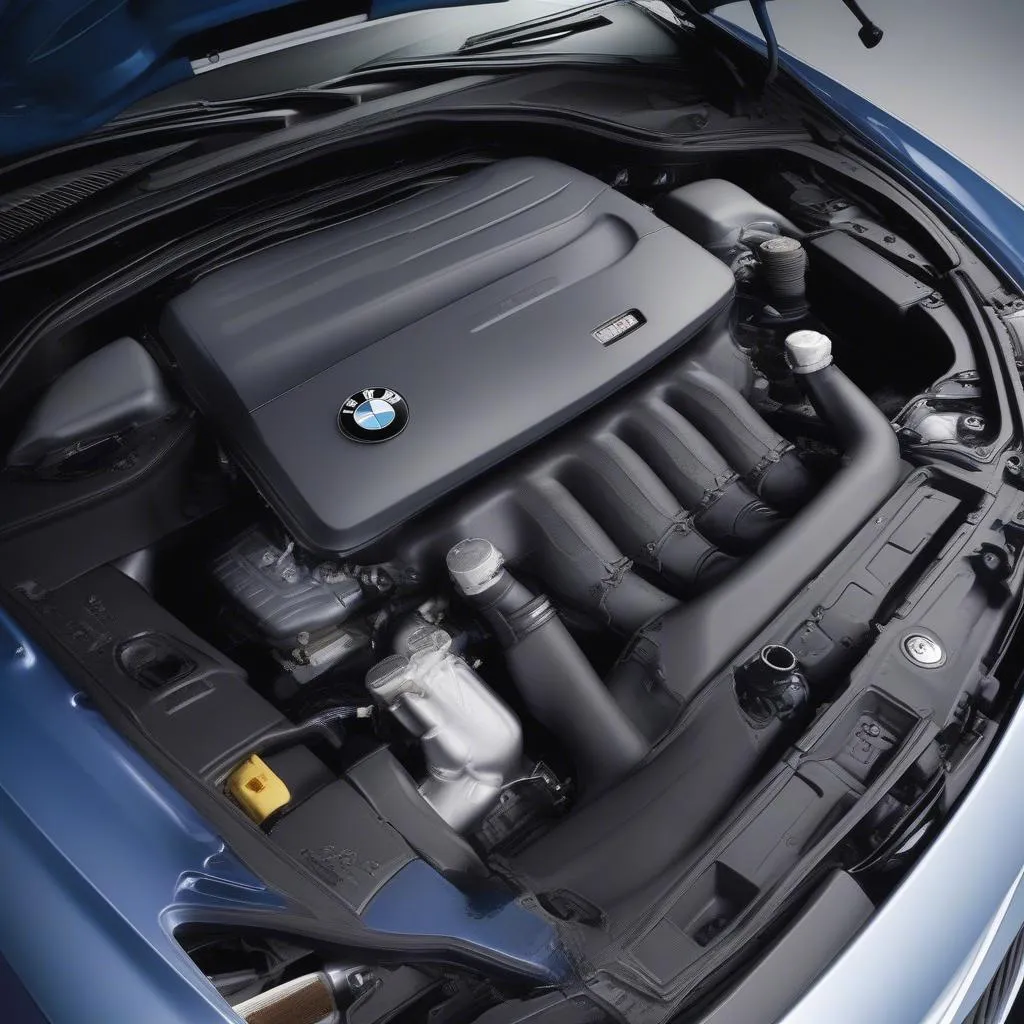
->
(339, 388, 409, 443)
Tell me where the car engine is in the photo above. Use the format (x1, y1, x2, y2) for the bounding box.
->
(2, 144, 995, 1018)
(148, 157, 853, 797)
(5, 153, 946, 814)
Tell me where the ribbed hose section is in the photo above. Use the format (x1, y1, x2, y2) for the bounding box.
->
(758, 236, 808, 314)
(560, 434, 736, 595)
(618, 398, 784, 551)
(669, 367, 815, 513)
(515, 476, 677, 633)
(649, 355, 902, 705)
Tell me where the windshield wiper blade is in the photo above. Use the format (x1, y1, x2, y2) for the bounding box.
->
(105, 89, 360, 132)
(458, 12, 613, 55)
(328, 50, 647, 90)
(0, 142, 193, 247)
(0, 92, 360, 185)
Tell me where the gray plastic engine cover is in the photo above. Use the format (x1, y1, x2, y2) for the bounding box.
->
(159, 157, 734, 554)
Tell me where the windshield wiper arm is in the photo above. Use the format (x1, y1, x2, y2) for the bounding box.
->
(458, 11, 613, 56)
(106, 89, 360, 132)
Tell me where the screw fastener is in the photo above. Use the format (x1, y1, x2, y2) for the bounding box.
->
(902, 634, 945, 668)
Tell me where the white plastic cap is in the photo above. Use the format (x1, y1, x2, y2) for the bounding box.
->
(446, 538, 504, 596)
(785, 330, 833, 375)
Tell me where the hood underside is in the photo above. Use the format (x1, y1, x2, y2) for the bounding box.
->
(0, 0, 516, 156)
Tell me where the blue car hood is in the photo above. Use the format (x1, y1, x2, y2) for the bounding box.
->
(0, 0, 503, 156)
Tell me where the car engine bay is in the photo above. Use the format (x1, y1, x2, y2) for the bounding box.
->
(2, 125, 1020, 1022)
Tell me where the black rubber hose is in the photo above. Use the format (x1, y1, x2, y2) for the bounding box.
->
(668, 367, 816, 513)
(619, 398, 784, 551)
(515, 476, 678, 633)
(502, 612, 649, 798)
(648, 357, 901, 705)
(561, 434, 737, 595)
(447, 540, 650, 798)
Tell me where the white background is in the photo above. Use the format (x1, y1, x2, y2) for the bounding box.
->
(723, 0, 1024, 203)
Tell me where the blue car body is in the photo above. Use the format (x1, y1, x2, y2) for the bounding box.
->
(3, 5, 1024, 1023)
(0, 0, 497, 156)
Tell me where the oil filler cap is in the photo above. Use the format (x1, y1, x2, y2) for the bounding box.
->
(228, 755, 291, 823)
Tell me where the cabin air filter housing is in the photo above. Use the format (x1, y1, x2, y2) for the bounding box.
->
(158, 157, 734, 554)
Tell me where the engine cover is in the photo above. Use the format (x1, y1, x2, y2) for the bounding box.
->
(160, 158, 734, 553)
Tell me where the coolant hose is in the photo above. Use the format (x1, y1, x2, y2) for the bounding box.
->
(447, 538, 649, 797)
(641, 331, 902, 706)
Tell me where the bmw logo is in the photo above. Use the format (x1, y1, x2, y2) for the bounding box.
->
(339, 388, 409, 443)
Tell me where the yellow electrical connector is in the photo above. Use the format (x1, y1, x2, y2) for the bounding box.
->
(227, 755, 290, 823)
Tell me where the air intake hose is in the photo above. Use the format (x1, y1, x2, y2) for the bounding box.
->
(669, 367, 816, 513)
(646, 330, 903, 706)
(447, 538, 649, 798)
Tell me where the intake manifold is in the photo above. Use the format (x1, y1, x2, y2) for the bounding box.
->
(365, 629, 522, 833)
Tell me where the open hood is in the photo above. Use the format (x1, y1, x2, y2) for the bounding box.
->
(0, 0, 505, 156)
(0, 0, 887, 157)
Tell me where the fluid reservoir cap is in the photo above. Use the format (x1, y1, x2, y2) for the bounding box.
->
(366, 653, 413, 703)
(446, 538, 504, 596)
(227, 755, 290, 824)
(759, 236, 803, 256)
(786, 330, 833, 375)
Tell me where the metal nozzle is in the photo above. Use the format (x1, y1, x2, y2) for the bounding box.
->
(786, 330, 833, 375)
(365, 653, 413, 704)
(757, 644, 798, 678)
(735, 643, 808, 722)
(446, 538, 504, 596)
(402, 624, 452, 656)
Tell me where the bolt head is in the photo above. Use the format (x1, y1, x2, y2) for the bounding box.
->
(902, 633, 945, 667)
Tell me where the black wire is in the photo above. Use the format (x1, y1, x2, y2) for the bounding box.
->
(206, 705, 369, 784)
